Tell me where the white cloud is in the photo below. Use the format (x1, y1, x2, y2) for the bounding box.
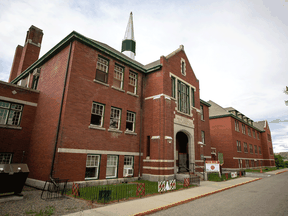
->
(0, 0, 288, 150)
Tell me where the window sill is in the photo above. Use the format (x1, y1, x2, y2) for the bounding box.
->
(93, 79, 109, 87)
(112, 86, 125, 92)
(237, 151, 241, 153)
(201, 119, 205, 122)
(127, 91, 139, 97)
(0, 125, 22, 130)
(89, 125, 106, 131)
(125, 130, 137, 135)
(108, 128, 123, 133)
(85, 177, 99, 180)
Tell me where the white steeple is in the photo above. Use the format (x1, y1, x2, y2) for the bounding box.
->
(121, 12, 136, 59)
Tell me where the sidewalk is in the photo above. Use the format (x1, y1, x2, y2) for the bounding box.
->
(246, 167, 288, 177)
(65, 177, 261, 216)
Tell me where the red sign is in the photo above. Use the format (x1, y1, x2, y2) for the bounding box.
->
(205, 160, 219, 164)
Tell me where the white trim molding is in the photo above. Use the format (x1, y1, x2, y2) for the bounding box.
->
(165, 136, 173, 140)
(143, 166, 174, 170)
(233, 157, 274, 161)
(151, 136, 160, 140)
(58, 148, 143, 156)
(143, 159, 174, 163)
(0, 96, 37, 107)
(145, 93, 173, 101)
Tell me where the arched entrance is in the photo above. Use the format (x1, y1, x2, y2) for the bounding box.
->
(176, 131, 189, 172)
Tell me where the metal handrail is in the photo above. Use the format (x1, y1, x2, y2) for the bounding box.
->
(191, 162, 205, 178)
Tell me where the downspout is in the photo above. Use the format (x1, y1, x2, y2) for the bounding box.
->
(138, 74, 144, 178)
(50, 42, 73, 180)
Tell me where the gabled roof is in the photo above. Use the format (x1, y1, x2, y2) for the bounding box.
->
(200, 99, 211, 107)
(253, 121, 265, 131)
(208, 100, 230, 117)
(10, 31, 163, 84)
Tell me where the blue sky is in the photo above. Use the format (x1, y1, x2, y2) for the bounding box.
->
(0, 0, 287, 152)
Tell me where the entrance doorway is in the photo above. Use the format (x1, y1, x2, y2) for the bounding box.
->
(176, 132, 189, 172)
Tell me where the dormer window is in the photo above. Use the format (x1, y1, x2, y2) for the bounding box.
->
(180, 58, 186, 76)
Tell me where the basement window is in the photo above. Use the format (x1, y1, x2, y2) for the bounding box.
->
(106, 155, 118, 178)
(85, 154, 100, 179)
(0, 153, 13, 164)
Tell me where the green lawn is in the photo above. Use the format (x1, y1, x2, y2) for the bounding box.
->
(66, 179, 197, 203)
(245, 167, 280, 172)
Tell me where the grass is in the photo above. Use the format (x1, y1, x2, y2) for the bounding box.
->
(66, 179, 198, 203)
(25, 206, 55, 216)
(208, 173, 239, 182)
(245, 167, 280, 172)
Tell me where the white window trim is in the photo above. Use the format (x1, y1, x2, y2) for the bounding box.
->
(128, 71, 137, 94)
(109, 107, 121, 130)
(106, 155, 118, 179)
(180, 58, 186, 76)
(91, 102, 105, 127)
(126, 111, 136, 132)
(0, 153, 13, 164)
(123, 156, 134, 177)
(113, 65, 124, 89)
(85, 154, 100, 180)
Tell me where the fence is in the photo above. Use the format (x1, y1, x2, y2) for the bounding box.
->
(66, 179, 199, 204)
(41, 178, 68, 200)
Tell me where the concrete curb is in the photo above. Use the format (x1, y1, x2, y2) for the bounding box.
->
(132, 178, 262, 216)
(275, 170, 288, 175)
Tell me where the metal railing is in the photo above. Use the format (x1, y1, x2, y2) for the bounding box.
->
(191, 162, 205, 178)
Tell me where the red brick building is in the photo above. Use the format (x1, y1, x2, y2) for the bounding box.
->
(0, 24, 212, 187)
(208, 100, 275, 171)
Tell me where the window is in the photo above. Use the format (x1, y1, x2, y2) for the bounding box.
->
(126, 111, 135, 132)
(244, 143, 248, 153)
(249, 144, 253, 154)
(181, 58, 186, 76)
(147, 136, 151, 157)
(32, 68, 40, 90)
(91, 102, 105, 127)
(242, 124, 246, 134)
(128, 71, 137, 94)
(238, 159, 242, 168)
(191, 88, 195, 107)
(253, 130, 256, 138)
(235, 120, 239, 132)
(200, 105, 204, 120)
(254, 145, 258, 154)
(237, 141, 241, 152)
(245, 160, 249, 168)
(96, 57, 109, 83)
(267, 134, 271, 142)
(259, 147, 261, 155)
(106, 155, 118, 178)
(255, 160, 258, 167)
(260, 161, 263, 167)
(201, 131, 205, 144)
(177, 81, 190, 114)
(113, 65, 124, 89)
(0, 101, 23, 126)
(269, 147, 273, 155)
(171, 76, 176, 98)
(110, 107, 121, 130)
(0, 153, 13, 164)
(248, 128, 251, 136)
(85, 155, 100, 179)
(257, 132, 260, 140)
(123, 156, 134, 177)
(251, 160, 254, 167)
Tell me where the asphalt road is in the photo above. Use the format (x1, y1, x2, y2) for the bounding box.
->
(150, 172, 288, 216)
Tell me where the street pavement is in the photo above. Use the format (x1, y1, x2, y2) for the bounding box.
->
(65, 168, 288, 216)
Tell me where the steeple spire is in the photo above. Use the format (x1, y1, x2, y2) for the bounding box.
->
(121, 12, 136, 59)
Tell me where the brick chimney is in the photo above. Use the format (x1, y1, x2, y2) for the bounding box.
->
(9, 25, 43, 82)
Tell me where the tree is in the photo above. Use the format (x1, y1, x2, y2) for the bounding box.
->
(274, 154, 284, 168)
